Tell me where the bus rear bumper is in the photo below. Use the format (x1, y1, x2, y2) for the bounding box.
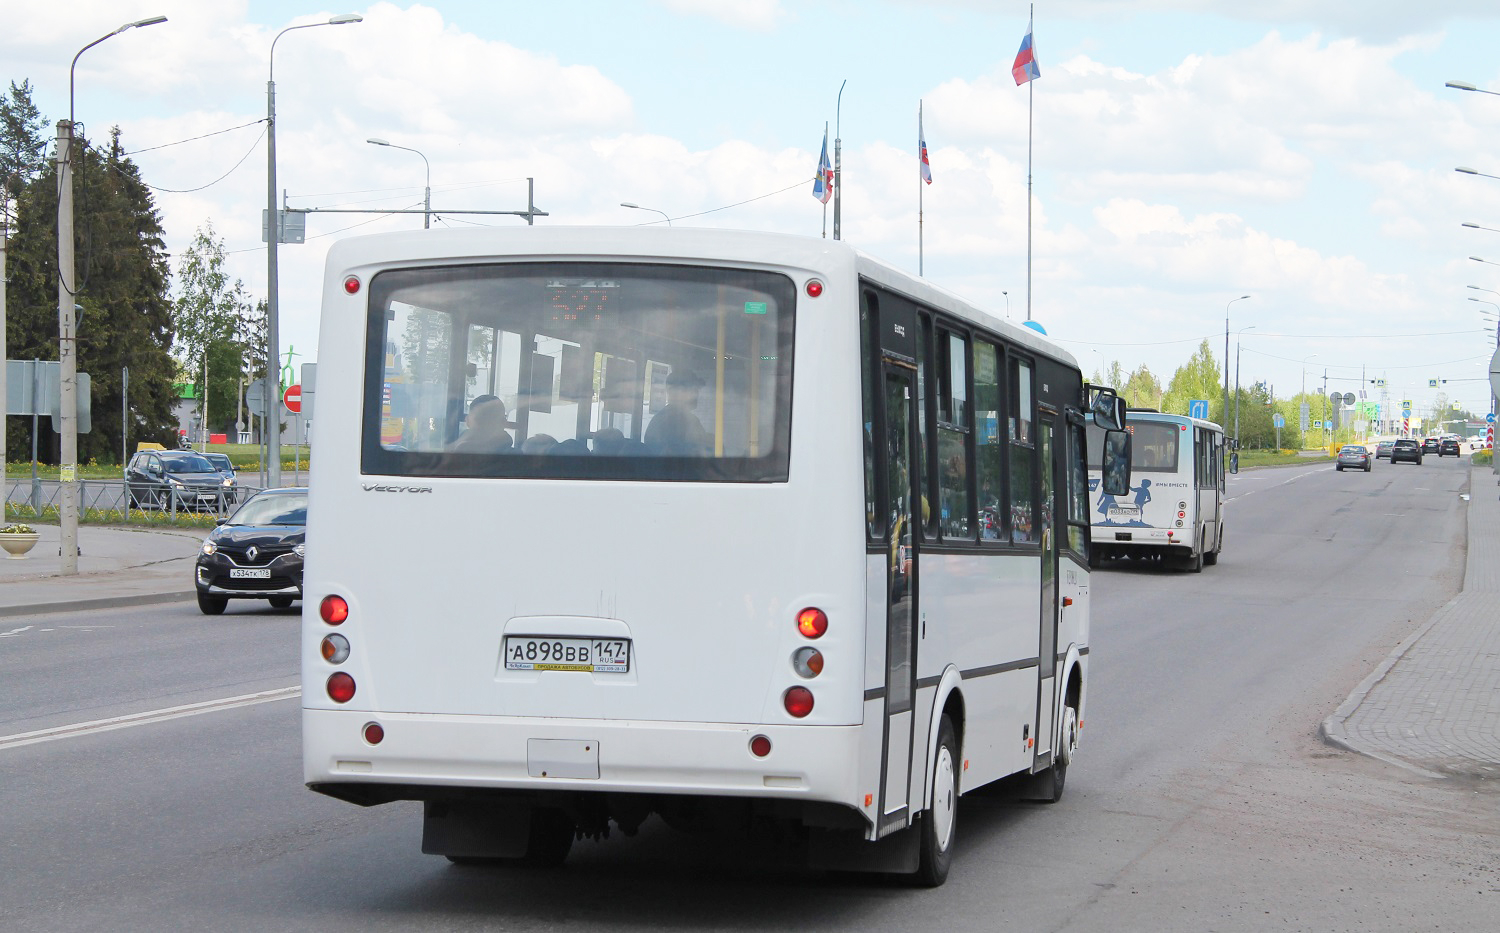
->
(303, 708, 868, 813)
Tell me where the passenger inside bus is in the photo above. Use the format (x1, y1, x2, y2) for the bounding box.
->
(450, 395, 515, 453)
(644, 370, 712, 456)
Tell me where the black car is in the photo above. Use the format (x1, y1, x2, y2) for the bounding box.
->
(194, 488, 306, 615)
(200, 452, 241, 502)
(126, 450, 235, 511)
(1390, 439, 1423, 464)
(1439, 438, 1461, 457)
(1421, 437, 1440, 455)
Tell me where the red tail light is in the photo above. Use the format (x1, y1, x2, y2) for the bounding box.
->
(796, 608, 827, 638)
(749, 735, 772, 757)
(363, 722, 384, 745)
(344, 275, 361, 294)
(783, 686, 814, 718)
(327, 672, 356, 703)
(320, 595, 349, 625)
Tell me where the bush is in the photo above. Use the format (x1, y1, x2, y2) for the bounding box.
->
(1474, 448, 1493, 466)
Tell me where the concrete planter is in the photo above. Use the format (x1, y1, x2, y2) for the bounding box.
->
(0, 533, 40, 559)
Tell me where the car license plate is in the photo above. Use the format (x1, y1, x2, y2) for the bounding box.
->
(229, 568, 271, 579)
(504, 636, 630, 673)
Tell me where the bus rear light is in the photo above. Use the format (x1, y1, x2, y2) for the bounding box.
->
(344, 275, 361, 295)
(792, 647, 824, 678)
(363, 722, 385, 745)
(805, 279, 824, 298)
(749, 735, 772, 757)
(783, 686, 814, 718)
(321, 634, 350, 664)
(327, 672, 356, 703)
(320, 595, 349, 625)
(796, 608, 828, 638)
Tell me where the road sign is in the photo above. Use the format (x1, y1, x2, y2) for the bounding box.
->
(1272, 413, 1285, 428)
(1488, 413, 1497, 424)
(1489, 347, 1500, 398)
(1341, 392, 1355, 406)
(283, 383, 303, 414)
(1313, 420, 1323, 429)
(1188, 399, 1209, 420)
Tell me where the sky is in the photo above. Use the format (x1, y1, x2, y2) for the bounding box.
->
(5, 0, 1500, 427)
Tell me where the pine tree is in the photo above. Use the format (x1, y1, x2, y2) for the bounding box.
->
(0, 79, 49, 207)
(4, 124, 178, 464)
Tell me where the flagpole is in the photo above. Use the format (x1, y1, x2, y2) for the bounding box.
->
(1026, 3, 1034, 322)
(919, 100, 925, 277)
(834, 80, 846, 241)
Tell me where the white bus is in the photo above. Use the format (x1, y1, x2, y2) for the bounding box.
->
(302, 227, 1129, 886)
(1086, 409, 1229, 571)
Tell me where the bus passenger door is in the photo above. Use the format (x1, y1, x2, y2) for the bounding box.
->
(1033, 412, 1060, 771)
(879, 369, 919, 831)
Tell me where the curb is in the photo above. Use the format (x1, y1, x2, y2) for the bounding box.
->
(0, 590, 196, 618)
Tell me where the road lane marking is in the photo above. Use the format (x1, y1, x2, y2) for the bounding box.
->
(0, 685, 301, 752)
(0, 625, 35, 638)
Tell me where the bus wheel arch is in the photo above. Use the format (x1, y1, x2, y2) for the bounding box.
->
(924, 667, 966, 808)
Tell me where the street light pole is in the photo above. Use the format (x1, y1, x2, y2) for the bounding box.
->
(267, 14, 362, 490)
(1223, 294, 1250, 428)
(619, 202, 671, 225)
(56, 15, 167, 576)
(1234, 325, 1255, 444)
(366, 137, 430, 228)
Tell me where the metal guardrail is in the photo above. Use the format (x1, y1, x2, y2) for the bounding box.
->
(4, 479, 264, 526)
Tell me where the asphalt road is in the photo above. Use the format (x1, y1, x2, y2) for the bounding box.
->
(2, 456, 1495, 931)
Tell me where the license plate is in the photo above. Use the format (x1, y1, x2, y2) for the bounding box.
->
(504, 636, 630, 673)
(229, 568, 271, 579)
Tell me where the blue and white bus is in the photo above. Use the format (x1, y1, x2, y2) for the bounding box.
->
(301, 226, 1129, 885)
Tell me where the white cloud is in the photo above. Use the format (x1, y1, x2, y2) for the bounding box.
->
(656, 0, 789, 32)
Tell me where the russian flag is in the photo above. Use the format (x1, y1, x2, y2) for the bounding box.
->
(1013, 18, 1040, 86)
(919, 112, 932, 185)
(812, 129, 833, 204)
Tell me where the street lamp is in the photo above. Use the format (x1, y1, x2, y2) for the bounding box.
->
(1300, 354, 1317, 398)
(56, 14, 168, 576)
(1223, 294, 1251, 428)
(1447, 80, 1500, 97)
(1471, 256, 1500, 266)
(1002, 290, 1010, 319)
(620, 202, 671, 225)
(1462, 222, 1500, 234)
(1234, 325, 1255, 443)
(266, 13, 362, 489)
(366, 137, 430, 228)
(1456, 167, 1500, 181)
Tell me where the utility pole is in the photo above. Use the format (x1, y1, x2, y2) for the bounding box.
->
(57, 118, 80, 574)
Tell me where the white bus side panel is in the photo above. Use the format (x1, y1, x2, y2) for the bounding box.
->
(915, 550, 1041, 791)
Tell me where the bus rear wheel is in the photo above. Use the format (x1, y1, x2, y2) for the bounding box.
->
(913, 715, 958, 887)
(1204, 528, 1221, 566)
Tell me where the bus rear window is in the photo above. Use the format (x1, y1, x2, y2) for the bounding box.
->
(1087, 419, 1181, 473)
(362, 262, 795, 482)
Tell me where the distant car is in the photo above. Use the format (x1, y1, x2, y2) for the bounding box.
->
(1439, 438, 1461, 457)
(1390, 439, 1423, 464)
(126, 450, 236, 511)
(1421, 437, 1440, 454)
(200, 452, 240, 502)
(1335, 444, 1372, 472)
(194, 487, 307, 615)
(1375, 440, 1395, 459)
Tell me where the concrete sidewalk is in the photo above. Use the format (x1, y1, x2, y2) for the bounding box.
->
(1322, 460, 1500, 779)
(0, 522, 202, 617)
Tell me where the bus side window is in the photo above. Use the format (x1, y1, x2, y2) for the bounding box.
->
(1066, 420, 1089, 557)
(974, 341, 1003, 541)
(1009, 357, 1036, 544)
(936, 328, 972, 541)
(861, 292, 881, 540)
(915, 312, 938, 539)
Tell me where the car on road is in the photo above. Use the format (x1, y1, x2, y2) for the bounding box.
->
(1390, 438, 1423, 464)
(1335, 444, 1372, 472)
(126, 450, 236, 511)
(194, 487, 307, 615)
(200, 452, 241, 502)
(1439, 437, 1461, 457)
(1421, 437, 1441, 455)
(1375, 439, 1395, 459)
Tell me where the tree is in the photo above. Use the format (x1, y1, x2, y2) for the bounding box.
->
(1121, 365, 1163, 411)
(4, 125, 178, 464)
(173, 222, 257, 437)
(1161, 340, 1223, 423)
(0, 79, 49, 208)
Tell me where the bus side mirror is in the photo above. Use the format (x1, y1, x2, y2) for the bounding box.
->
(1101, 429, 1131, 496)
(1090, 387, 1127, 432)
(1229, 452, 1239, 474)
